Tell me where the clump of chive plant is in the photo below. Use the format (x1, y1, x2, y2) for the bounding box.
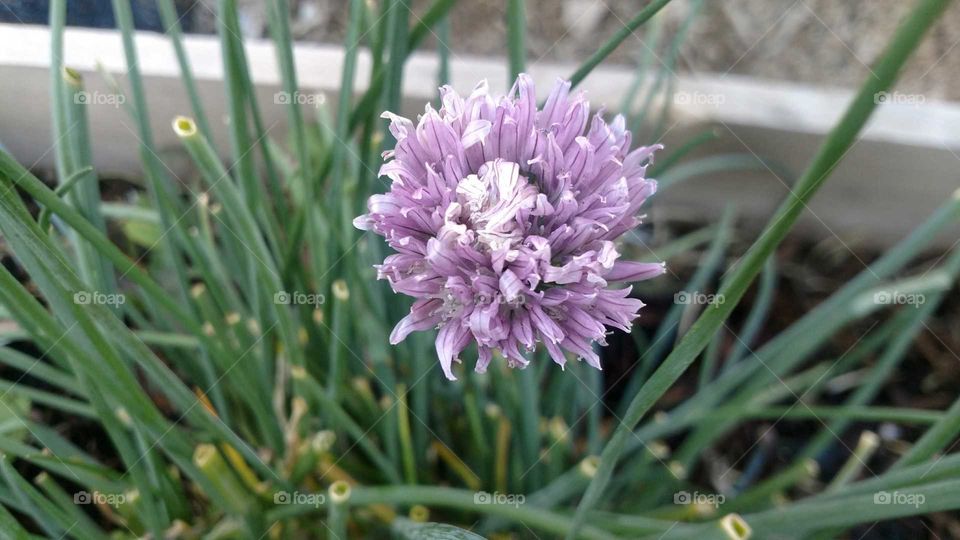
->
(355, 74, 666, 379)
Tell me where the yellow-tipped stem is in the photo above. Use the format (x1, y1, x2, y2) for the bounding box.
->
(317, 458, 395, 523)
(431, 440, 481, 491)
(397, 384, 417, 484)
(328, 480, 352, 539)
(194, 444, 252, 514)
(63, 66, 83, 86)
(172, 115, 198, 138)
(578, 455, 600, 479)
(409, 504, 429, 522)
(495, 416, 512, 493)
(329, 480, 352, 505)
(719, 513, 752, 540)
(827, 431, 879, 491)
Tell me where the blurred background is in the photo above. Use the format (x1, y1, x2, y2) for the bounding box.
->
(5, 0, 959, 98)
(0, 1, 958, 538)
(3, 0, 959, 247)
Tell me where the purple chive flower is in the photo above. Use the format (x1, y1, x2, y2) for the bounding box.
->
(354, 74, 665, 380)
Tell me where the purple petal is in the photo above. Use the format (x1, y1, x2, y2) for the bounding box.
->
(390, 298, 443, 344)
(461, 119, 492, 149)
(606, 261, 666, 282)
(359, 74, 664, 380)
(435, 322, 471, 380)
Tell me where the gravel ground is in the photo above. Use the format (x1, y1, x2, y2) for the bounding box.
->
(200, 0, 960, 101)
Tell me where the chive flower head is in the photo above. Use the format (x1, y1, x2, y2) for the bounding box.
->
(355, 75, 665, 379)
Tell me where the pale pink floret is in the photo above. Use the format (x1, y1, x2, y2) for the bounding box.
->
(355, 75, 665, 380)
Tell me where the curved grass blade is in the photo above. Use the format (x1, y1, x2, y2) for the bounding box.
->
(568, 0, 673, 88)
(566, 0, 954, 534)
